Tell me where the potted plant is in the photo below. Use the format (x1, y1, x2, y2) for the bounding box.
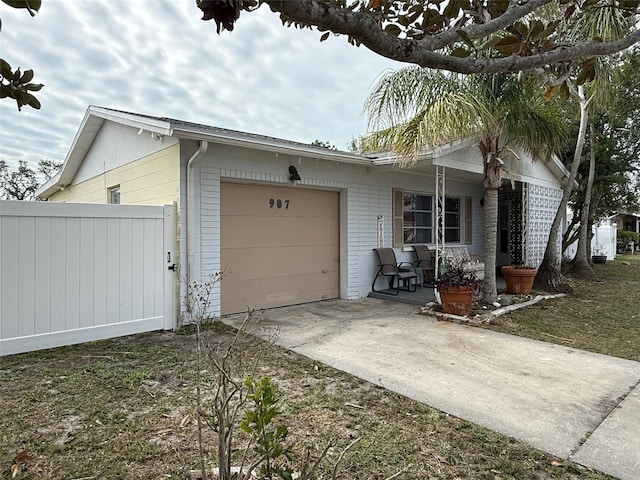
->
(434, 255, 479, 316)
(591, 245, 607, 264)
(501, 264, 538, 294)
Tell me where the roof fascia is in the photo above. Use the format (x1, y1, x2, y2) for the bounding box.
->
(173, 129, 373, 167)
(90, 106, 172, 136)
(36, 107, 101, 198)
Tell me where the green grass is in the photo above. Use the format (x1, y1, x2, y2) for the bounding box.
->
(486, 255, 640, 361)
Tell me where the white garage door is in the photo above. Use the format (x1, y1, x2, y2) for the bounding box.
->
(221, 183, 340, 315)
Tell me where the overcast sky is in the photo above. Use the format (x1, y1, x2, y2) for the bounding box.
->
(0, 0, 402, 169)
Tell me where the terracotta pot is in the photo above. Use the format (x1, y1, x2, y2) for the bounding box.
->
(438, 285, 474, 316)
(501, 266, 538, 294)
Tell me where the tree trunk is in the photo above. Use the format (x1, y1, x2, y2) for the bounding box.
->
(480, 135, 502, 304)
(562, 211, 580, 257)
(535, 85, 591, 292)
(569, 123, 597, 280)
(482, 188, 499, 303)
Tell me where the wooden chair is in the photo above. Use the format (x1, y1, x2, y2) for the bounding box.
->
(371, 248, 418, 295)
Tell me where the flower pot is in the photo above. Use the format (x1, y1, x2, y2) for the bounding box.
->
(501, 266, 538, 294)
(592, 255, 607, 264)
(438, 285, 474, 316)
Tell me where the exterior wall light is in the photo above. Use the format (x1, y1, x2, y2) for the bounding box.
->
(289, 165, 301, 182)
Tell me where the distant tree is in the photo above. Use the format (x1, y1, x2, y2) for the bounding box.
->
(311, 139, 337, 150)
(0, 159, 61, 200)
(562, 49, 640, 254)
(38, 158, 61, 180)
(0, 0, 44, 110)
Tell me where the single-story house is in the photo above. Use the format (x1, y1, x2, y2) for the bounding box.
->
(610, 211, 640, 235)
(609, 211, 640, 253)
(36, 106, 569, 318)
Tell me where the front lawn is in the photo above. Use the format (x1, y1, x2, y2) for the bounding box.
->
(487, 255, 640, 361)
(1, 324, 614, 479)
(4, 257, 637, 479)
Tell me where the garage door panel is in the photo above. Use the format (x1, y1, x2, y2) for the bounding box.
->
(223, 289, 338, 316)
(223, 245, 339, 279)
(221, 216, 338, 249)
(220, 183, 339, 315)
(222, 273, 339, 308)
(222, 183, 339, 218)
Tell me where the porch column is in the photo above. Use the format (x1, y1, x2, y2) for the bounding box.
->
(435, 165, 445, 277)
(522, 183, 529, 265)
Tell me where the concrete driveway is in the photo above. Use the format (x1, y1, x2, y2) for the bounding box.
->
(223, 298, 640, 480)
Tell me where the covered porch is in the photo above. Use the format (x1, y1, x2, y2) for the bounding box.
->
(368, 139, 566, 280)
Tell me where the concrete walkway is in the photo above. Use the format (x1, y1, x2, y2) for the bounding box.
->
(223, 298, 640, 480)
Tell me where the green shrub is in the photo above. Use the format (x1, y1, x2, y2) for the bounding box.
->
(617, 230, 640, 251)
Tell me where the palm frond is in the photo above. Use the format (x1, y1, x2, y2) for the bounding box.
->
(364, 67, 461, 132)
(360, 66, 568, 169)
(568, 2, 635, 43)
(505, 91, 569, 161)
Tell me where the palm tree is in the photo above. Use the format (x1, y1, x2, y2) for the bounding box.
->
(358, 69, 568, 303)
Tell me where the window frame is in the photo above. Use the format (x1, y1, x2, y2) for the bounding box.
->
(444, 196, 462, 243)
(393, 189, 467, 247)
(401, 191, 434, 246)
(107, 185, 121, 204)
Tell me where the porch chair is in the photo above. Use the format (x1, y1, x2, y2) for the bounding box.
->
(413, 245, 435, 285)
(371, 248, 418, 295)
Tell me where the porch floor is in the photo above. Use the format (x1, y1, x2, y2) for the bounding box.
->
(369, 284, 437, 305)
(368, 276, 507, 306)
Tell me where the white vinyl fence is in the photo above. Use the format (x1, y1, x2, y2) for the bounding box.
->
(564, 222, 617, 261)
(592, 223, 617, 259)
(0, 201, 177, 356)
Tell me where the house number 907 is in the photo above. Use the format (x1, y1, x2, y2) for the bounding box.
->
(268, 198, 289, 209)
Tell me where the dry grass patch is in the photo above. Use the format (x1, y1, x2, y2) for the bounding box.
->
(1, 322, 615, 479)
(487, 256, 640, 361)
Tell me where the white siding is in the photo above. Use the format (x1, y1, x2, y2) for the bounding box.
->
(73, 121, 179, 184)
(188, 143, 485, 317)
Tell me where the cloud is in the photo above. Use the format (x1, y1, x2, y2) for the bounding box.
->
(0, 0, 401, 168)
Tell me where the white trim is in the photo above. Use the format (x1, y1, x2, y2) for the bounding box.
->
(175, 130, 372, 167)
(163, 203, 178, 330)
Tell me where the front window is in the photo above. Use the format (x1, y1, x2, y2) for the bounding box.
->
(108, 185, 120, 204)
(403, 192, 433, 244)
(399, 191, 462, 245)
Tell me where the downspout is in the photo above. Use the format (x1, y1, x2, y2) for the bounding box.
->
(186, 140, 209, 291)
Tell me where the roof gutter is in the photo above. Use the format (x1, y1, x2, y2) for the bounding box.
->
(186, 140, 208, 291)
(173, 129, 372, 167)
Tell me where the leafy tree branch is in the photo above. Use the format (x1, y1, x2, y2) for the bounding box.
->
(197, 0, 640, 75)
(0, 0, 43, 110)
